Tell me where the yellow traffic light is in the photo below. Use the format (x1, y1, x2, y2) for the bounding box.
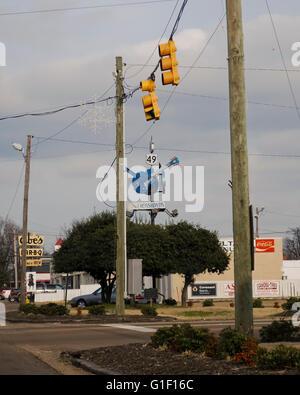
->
(140, 79, 160, 121)
(158, 39, 180, 86)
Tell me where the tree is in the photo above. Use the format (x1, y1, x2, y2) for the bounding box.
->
(284, 227, 300, 260)
(127, 221, 173, 278)
(0, 217, 21, 287)
(53, 212, 117, 303)
(165, 221, 230, 306)
(53, 213, 172, 302)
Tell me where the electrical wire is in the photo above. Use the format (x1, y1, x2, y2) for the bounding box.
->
(4, 161, 25, 223)
(126, 63, 300, 73)
(141, 0, 189, 82)
(131, 11, 226, 146)
(265, 0, 300, 125)
(0, 0, 176, 17)
(125, 0, 180, 80)
(0, 94, 117, 121)
(156, 88, 300, 111)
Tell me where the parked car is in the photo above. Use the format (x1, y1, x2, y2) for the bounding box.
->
(70, 287, 117, 307)
(0, 288, 12, 299)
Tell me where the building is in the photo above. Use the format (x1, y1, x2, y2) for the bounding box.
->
(169, 237, 300, 301)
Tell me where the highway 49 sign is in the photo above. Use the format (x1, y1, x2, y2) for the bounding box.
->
(146, 153, 158, 165)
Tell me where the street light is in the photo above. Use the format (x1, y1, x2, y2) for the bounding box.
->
(12, 143, 24, 156)
(12, 136, 32, 304)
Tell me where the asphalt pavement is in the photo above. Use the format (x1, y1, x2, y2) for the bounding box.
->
(0, 300, 274, 375)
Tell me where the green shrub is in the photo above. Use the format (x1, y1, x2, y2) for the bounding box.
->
(151, 325, 182, 349)
(38, 303, 68, 316)
(253, 298, 264, 308)
(282, 297, 300, 312)
(257, 345, 300, 370)
(218, 327, 252, 357)
(259, 320, 299, 342)
(151, 323, 211, 354)
(87, 305, 106, 315)
(19, 303, 38, 315)
(202, 299, 214, 307)
(164, 298, 177, 306)
(140, 305, 158, 316)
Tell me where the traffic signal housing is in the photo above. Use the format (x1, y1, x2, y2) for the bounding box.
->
(158, 39, 180, 86)
(140, 79, 160, 121)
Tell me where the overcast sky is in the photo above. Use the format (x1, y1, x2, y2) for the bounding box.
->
(1, 0, 300, 252)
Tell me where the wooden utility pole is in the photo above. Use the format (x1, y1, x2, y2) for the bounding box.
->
(20, 135, 32, 304)
(115, 56, 126, 316)
(13, 229, 18, 288)
(255, 207, 264, 239)
(226, 0, 253, 334)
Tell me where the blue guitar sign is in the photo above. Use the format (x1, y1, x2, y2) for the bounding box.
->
(126, 156, 179, 196)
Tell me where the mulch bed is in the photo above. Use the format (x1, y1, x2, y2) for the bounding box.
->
(68, 343, 300, 375)
(6, 311, 177, 323)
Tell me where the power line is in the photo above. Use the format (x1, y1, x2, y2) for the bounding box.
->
(142, 0, 190, 82)
(156, 88, 300, 111)
(125, 0, 181, 80)
(126, 63, 300, 73)
(265, 0, 300, 124)
(131, 11, 226, 146)
(0, 94, 117, 121)
(0, 0, 176, 17)
(265, 210, 300, 218)
(4, 162, 25, 223)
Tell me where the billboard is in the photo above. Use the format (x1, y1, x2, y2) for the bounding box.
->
(255, 239, 275, 253)
(254, 280, 280, 297)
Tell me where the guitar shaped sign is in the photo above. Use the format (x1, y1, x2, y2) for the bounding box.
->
(126, 156, 179, 196)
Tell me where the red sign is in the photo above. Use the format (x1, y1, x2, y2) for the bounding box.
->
(255, 239, 275, 253)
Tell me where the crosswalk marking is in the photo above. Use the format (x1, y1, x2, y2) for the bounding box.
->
(102, 324, 156, 333)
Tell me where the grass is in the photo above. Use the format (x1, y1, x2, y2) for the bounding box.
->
(176, 310, 214, 317)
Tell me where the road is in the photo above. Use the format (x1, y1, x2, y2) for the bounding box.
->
(0, 300, 274, 375)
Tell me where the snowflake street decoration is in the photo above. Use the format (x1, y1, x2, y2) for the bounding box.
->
(79, 97, 115, 134)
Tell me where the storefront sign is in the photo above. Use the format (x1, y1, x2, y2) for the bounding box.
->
(19, 248, 43, 257)
(224, 282, 235, 297)
(220, 239, 234, 253)
(254, 281, 280, 297)
(18, 233, 44, 246)
(26, 259, 42, 267)
(255, 239, 275, 253)
(191, 283, 217, 297)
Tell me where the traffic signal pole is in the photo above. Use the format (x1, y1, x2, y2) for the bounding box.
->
(20, 135, 32, 305)
(226, 0, 253, 334)
(115, 56, 126, 316)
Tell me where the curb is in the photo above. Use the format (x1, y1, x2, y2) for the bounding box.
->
(63, 353, 121, 375)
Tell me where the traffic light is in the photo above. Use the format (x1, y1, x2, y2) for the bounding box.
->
(158, 39, 180, 86)
(140, 79, 160, 121)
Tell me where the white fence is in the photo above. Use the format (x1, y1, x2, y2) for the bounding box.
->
(34, 284, 99, 303)
(33, 280, 300, 303)
(188, 280, 300, 300)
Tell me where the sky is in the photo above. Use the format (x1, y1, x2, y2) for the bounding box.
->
(0, 0, 300, 252)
